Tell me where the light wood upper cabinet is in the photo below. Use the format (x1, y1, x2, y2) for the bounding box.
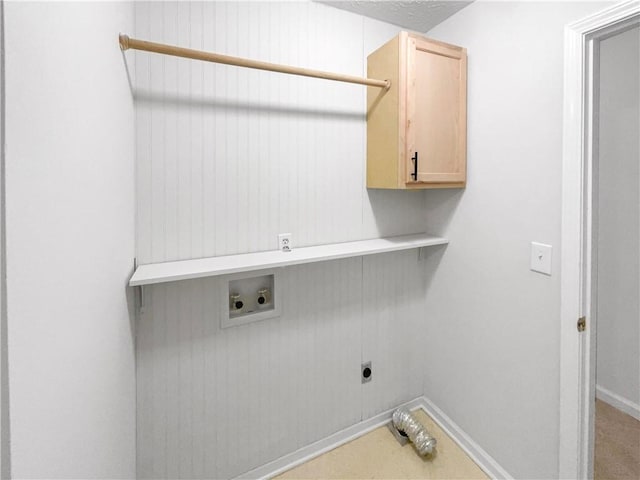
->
(367, 32, 467, 189)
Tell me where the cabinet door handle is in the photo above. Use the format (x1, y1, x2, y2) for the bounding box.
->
(411, 151, 418, 181)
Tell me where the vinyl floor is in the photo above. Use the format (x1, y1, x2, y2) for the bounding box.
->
(595, 399, 640, 480)
(275, 409, 489, 479)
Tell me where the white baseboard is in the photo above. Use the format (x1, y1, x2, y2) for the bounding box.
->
(234, 397, 425, 480)
(417, 396, 512, 480)
(234, 396, 511, 480)
(596, 385, 640, 421)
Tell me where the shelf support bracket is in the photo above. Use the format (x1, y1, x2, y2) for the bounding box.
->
(138, 285, 146, 314)
(133, 258, 146, 314)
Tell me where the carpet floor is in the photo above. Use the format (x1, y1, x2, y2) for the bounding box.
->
(275, 409, 488, 479)
(595, 399, 640, 480)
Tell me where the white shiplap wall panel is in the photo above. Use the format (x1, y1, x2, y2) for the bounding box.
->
(135, 1, 381, 264)
(135, 0, 151, 266)
(134, 2, 434, 478)
(137, 259, 365, 479)
(361, 250, 430, 419)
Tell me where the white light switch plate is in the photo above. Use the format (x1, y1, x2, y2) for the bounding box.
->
(530, 242, 552, 275)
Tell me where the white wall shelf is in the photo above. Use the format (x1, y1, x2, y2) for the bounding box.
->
(129, 233, 448, 286)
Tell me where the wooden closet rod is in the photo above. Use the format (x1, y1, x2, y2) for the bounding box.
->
(119, 34, 391, 89)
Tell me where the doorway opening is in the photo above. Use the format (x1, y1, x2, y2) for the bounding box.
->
(594, 23, 639, 480)
(560, 2, 640, 479)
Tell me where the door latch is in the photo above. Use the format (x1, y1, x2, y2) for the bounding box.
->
(577, 316, 586, 332)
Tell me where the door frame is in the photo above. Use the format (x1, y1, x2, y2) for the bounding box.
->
(559, 1, 639, 478)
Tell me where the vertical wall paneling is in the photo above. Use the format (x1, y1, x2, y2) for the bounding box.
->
(134, 1, 390, 265)
(150, 3, 165, 262)
(135, 0, 151, 265)
(134, 2, 434, 478)
(137, 259, 367, 479)
(361, 250, 428, 419)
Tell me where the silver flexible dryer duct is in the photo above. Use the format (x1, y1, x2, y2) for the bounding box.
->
(391, 408, 437, 455)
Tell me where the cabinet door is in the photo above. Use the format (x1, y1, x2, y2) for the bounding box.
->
(406, 37, 467, 184)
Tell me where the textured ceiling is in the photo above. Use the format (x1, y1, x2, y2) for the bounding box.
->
(316, 0, 473, 33)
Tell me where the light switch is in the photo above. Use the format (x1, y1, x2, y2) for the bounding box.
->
(530, 242, 552, 276)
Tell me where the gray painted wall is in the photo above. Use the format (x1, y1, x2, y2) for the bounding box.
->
(4, 2, 136, 477)
(422, 1, 613, 478)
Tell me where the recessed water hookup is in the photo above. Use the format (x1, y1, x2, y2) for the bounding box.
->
(222, 271, 281, 329)
(257, 288, 269, 306)
(229, 293, 244, 311)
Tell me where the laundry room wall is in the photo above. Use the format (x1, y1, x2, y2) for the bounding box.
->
(132, 2, 442, 478)
(3, 1, 136, 477)
(422, 1, 614, 478)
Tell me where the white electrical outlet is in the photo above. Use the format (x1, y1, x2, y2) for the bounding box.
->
(278, 233, 292, 253)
